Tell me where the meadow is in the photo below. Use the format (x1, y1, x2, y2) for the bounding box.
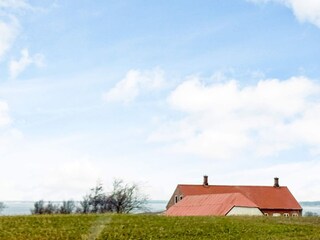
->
(1, 214, 320, 239)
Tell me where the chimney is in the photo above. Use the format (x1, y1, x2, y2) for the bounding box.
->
(273, 177, 279, 187)
(203, 175, 208, 186)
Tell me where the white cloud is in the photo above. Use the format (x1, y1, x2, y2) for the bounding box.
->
(0, 16, 19, 60)
(103, 68, 165, 103)
(0, 133, 103, 200)
(249, 0, 320, 28)
(219, 160, 320, 201)
(9, 48, 45, 79)
(0, 100, 10, 126)
(0, 100, 23, 157)
(150, 75, 320, 159)
(0, 0, 34, 61)
(0, 128, 23, 156)
(0, 0, 31, 9)
(0, 0, 30, 9)
(35, 160, 103, 200)
(286, 0, 320, 27)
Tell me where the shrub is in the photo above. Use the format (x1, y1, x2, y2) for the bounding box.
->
(60, 200, 75, 214)
(305, 211, 319, 217)
(31, 201, 61, 214)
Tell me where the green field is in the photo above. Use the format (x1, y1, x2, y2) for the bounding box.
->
(1, 214, 320, 239)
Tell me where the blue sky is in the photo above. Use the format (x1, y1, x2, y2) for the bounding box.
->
(1, 0, 320, 201)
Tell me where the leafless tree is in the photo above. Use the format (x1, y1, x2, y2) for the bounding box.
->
(60, 200, 75, 214)
(77, 180, 148, 214)
(31, 200, 45, 214)
(76, 195, 91, 214)
(77, 182, 113, 213)
(31, 200, 60, 214)
(108, 179, 148, 214)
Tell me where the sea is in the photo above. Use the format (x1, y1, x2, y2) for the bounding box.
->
(1, 201, 320, 216)
(0, 200, 168, 216)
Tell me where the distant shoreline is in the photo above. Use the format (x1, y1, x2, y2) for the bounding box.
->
(299, 201, 320, 206)
(1, 200, 320, 216)
(0, 200, 168, 216)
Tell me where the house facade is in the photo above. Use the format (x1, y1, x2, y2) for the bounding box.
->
(166, 176, 302, 217)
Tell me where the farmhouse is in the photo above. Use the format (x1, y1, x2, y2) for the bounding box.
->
(166, 176, 302, 217)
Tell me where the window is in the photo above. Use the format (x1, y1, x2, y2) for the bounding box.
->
(174, 195, 178, 204)
(179, 195, 183, 200)
(283, 213, 289, 217)
(292, 213, 298, 217)
(264, 213, 269, 216)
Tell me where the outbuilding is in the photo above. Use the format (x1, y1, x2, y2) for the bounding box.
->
(166, 176, 302, 217)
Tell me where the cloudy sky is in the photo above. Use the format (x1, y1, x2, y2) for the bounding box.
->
(1, 0, 320, 201)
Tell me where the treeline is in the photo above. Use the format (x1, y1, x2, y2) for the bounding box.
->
(0, 202, 5, 213)
(300, 201, 320, 206)
(31, 179, 148, 215)
(31, 200, 76, 214)
(305, 212, 319, 217)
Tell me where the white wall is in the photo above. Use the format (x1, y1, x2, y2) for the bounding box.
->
(227, 207, 263, 216)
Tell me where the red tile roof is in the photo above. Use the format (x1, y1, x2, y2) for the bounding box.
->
(177, 184, 302, 210)
(166, 193, 260, 216)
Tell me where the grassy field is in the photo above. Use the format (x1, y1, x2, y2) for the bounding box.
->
(1, 214, 320, 239)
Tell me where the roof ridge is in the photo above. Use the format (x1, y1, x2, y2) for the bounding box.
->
(184, 192, 245, 197)
(178, 184, 288, 188)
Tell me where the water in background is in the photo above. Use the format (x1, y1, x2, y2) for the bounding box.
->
(1, 201, 319, 216)
(0, 200, 167, 216)
(1, 201, 35, 216)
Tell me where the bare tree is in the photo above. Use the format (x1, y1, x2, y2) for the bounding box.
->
(77, 182, 113, 213)
(109, 179, 148, 214)
(60, 200, 75, 214)
(45, 202, 59, 214)
(77, 180, 148, 214)
(88, 182, 107, 213)
(76, 195, 91, 214)
(31, 200, 45, 214)
(31, 200, 60, 214)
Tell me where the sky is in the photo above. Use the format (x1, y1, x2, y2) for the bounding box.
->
(1, 0, 320, 201)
